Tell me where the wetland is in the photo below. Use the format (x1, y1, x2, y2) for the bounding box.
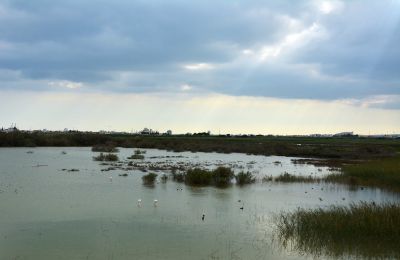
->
(1, 146, 399, 259)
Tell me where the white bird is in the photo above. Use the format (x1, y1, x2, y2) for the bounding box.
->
(109, 176, 113, 182)
(153, 199, 158, 207)
(137, 199, 142, 207)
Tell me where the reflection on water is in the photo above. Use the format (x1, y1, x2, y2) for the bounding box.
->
(0, 147, 399, 259)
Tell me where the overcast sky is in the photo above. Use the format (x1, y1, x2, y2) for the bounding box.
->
(1, 0, 399, 134)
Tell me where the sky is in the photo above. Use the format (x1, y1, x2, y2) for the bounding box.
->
(0, 0, 399, 134)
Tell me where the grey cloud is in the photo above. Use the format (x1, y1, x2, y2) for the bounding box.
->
(0, 0, 399, 106)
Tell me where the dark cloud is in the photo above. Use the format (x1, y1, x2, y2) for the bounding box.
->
(0, 0, 399, 103)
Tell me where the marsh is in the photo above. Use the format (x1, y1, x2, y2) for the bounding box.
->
(0, 147, 399, 259)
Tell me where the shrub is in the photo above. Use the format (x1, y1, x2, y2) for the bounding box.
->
(235, 171, 256, 185)
(212, 166, 234, 187)
(185, 168, 213, 186)
(142, 173, 157, 185)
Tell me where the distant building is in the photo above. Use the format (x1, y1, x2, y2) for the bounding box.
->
(333, 131, 354, 137)
(140, 128, 151, 135)
(310, 134, 333, 137)
(3, 124, 18, 133)
(140, 128, 159, 135)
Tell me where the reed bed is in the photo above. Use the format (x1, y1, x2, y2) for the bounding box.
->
(326, 156, 400, 191)
(275, 202, 400, 258)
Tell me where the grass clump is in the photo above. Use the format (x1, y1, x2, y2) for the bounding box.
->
(142, 173, 157, 185)
(213, 167, 234, 187)
(128, 154, 145, 160)
(92, 144, 119, 153)
(128, 149, 146, 159)
(274, 172, 318, 183)
(326, 156, 400, 192)
(275, 202, 400, 258)
(93, 153, 119, 161)
(235, 171, 256, 185)
(183, 167, 234, 187)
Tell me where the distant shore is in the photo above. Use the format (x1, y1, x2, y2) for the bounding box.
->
(1, 131, 398, 160)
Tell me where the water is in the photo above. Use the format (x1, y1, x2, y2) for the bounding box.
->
(0, 147, 398, 259)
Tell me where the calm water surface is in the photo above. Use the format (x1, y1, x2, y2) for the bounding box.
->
(0, 147, 398, 259)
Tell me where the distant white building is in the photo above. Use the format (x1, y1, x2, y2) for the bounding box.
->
(141, 128, 151, 135)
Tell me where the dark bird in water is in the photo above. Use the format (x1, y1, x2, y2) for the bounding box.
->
(202, 214, 205, 221)
(238, 200, 241, 202)
(240, 206, 244, 210)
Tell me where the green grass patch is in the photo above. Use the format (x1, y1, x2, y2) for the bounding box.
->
(275, 202, 400, 258)
(326, 156, 400, 192)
